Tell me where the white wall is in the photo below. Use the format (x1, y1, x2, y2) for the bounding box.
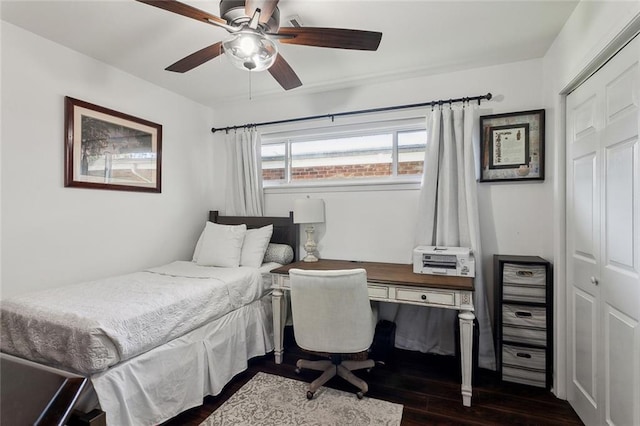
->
(212, 58, 552, 317)
(0, 22, 217, 298)
(541, 0, 640, 401)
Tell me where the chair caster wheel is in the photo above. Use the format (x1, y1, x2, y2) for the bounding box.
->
(295, 367, 301, 374)
(306, 391, 314, 400)
(357, 391, 364, 399)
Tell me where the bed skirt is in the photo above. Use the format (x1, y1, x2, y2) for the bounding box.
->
(90, 296, 274, 426)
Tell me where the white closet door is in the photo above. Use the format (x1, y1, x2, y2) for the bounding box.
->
(566, 35, 640, 426)
(566, 60, 602, 424)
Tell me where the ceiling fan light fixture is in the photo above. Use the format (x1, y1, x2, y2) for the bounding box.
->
(222, 31, 278, 72)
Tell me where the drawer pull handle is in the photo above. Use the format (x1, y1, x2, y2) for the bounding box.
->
(421, 294, 427, 301)
(515, 311, 532, 317)
(516, 270, 534, 277)
(516, 352, 532, 359)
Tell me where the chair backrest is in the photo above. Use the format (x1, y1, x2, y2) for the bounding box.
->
(289, 268, 375, 354)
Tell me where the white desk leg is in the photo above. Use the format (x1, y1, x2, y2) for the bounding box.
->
(272, 288, 286, 364)
(458, 310, 475, 407)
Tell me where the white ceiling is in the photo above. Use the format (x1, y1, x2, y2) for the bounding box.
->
(1, 0, 578, 107)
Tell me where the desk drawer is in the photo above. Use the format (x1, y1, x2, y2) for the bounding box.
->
(396, 288, 456, 306)
(368, 285, 388, 299)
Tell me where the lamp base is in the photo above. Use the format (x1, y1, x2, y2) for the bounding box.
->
(302, 253, 319, 262)
(302, 225, 319, 262)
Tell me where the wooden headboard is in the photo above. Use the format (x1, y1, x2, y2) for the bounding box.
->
(209, 211, 299, 261)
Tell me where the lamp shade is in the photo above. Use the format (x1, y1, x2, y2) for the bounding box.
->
(293, 198, 325, 224)
(222, 31, 278, 72)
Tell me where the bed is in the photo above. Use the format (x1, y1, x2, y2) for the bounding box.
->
(0, 211, 298, 426)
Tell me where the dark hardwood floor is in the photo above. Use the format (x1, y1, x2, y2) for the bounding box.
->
(164, 328, 583, 425)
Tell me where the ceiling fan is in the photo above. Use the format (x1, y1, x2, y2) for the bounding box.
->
(136, 0, 383, 90)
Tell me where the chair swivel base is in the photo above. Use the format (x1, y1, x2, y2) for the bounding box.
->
(295, 358, 375, 399)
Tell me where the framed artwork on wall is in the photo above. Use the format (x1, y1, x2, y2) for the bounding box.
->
(64, 96, 162, 192)
(479, 109, 545, 182)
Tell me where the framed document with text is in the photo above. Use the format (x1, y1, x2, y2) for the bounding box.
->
(479, 109, 544, 182)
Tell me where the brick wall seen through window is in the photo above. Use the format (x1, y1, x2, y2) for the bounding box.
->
(261, 128, 426, 185)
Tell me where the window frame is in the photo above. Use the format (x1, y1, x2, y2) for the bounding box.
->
(260, 118, 426, 191)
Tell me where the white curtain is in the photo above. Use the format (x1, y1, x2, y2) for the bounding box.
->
(392, 105, 496, 370)
(225, 128, 264, 216)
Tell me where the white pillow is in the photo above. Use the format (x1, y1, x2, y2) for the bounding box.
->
(192, 225, 207, 262)
(240, 225, 273, 267)
(196, 222, 247, 267)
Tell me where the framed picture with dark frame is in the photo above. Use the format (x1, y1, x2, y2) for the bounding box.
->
(64, 96, 162, 192)
(479, 109, 545, 182)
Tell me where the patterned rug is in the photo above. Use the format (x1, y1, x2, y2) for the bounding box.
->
(200, 372, 403, 426)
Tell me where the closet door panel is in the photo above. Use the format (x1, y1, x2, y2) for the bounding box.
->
(605, 307, 638, 426)
(601, 47, 640, 426)
(604, 62, 638, 121)
(573, 288, 597, 405)
(572, 154, 598, 261)
(567, 77, 602, 423)
(604, 141, 635, 271)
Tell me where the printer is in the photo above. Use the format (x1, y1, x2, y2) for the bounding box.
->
(413, 246, 475, 277)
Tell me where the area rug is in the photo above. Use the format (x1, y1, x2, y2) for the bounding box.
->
(200, 372, 403, 426)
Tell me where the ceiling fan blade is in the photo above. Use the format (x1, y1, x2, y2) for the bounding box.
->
(275, 27, 382, 51)
(268, 54, 302, 90)
(165, 42, 223, 73)
(135, 0, 231, 30)
(245, 0, 279, 24)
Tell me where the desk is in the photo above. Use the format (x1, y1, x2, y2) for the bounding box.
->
(270, 259, 476, 407)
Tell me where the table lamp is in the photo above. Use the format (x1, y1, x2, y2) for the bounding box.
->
(293, 196, 325, 262)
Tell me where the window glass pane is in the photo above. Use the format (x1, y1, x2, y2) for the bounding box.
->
(290, 134, 393, 181)
(261, 143, 285, 181)
(398, 130, 427, 175)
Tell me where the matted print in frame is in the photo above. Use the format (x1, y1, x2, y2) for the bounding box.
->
(64, 97, 162, 192)
(479, 109, 544, 182)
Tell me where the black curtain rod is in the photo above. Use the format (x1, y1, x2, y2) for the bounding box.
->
(211, 92, 492, 134)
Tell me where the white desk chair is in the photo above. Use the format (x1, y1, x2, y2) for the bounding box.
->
(289, 268, 377, 399)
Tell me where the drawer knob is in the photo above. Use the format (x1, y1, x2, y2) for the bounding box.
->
(421, 294, 427, 301)
(590, 276, 599, 285)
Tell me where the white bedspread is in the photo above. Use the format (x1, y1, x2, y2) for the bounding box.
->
(0, 261, 267, 374)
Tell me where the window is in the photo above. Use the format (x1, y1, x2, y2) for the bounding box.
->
(261, 122, 426, 187)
